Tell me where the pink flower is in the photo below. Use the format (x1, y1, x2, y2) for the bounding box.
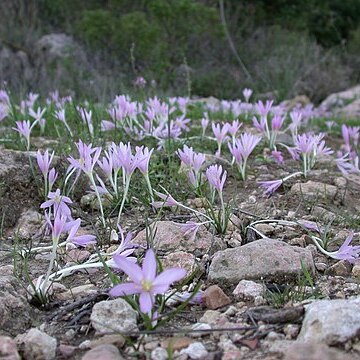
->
(41, 189, 72, 219)
(258, 179, 282, 196)
(206, 164, 227, 192)
(243, 88, 253, 102)
(271, 150, 284, 164)
(109, 249, 186, 314)
(37, 150, 55, 178)
(151, 191, 180, 209)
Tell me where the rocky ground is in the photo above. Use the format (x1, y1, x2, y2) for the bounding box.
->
(1, 89, 360, 359)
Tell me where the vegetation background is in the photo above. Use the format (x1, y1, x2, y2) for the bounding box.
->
(1, 0, 360, 102)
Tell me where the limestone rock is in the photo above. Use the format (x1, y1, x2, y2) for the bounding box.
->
(90, 299, 138, 334)
(298, 298, 360, 345)
(208, 239, 314, 284)
(17, 328, 57, 360)
(0, 336, 20, 360)
(133, 221, 223, 255)
(81, 344, 124, 360)
(290, 181, 337, 200)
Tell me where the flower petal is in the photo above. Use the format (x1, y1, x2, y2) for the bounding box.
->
(109, 283, 140, 297)
(139, 292, 153, 314)
(142, 249, 157, 281)
(112, 254, 143, 283)
(153, 268, 186, 287)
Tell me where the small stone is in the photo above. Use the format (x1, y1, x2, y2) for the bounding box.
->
(13, 209, 43, 239)
(55, 284, 98, 301)
(224, 306, 237, 317)
(288, 237, 306, 247)
(199, 310, 221, 325)
(325, 260, 353, 277)
(218, 338, 238, 352)
(89, 335, 126, 349)
(222, 351, 243, 360)
(81, 344, 124, 360)
(352, 264, 360, 277)
(254, 223, 275, 236)
(64, 249, 91, 263)
(17, 328, 57, 360)
(0, 336, 20, 360)
(161, 337, 194, 351)
(266, 331, 285, 341)
(180, 342, 208, 359)
(151, 347, 168, 360)
(203, 285, 231, 310)
(298, 298, 360, 345)
(132, 221, 224, 255)
(283, 341, 355, 360)
(334, 177, 347, 188)
(162, 251, 196, 276)
(290, 181, 337, 200)
(190, 323, 211, 337)
(311, 206, 336, 222)
(315, 262, 327, 272)
(232, 280, 265, 301)
(79, 340, 91, 350)
(90, 299, 138, 335)
(59, 344, 76, 358)
(283, 324, 300, 339)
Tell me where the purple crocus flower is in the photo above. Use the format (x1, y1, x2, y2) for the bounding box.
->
(37, 150, 55, 178)
(206, 164, 227, 192)
(212, 122, 229, 156)
(135, 146, 153, 174)
(252, 116, 267, 132)
(243, 88, 253, 102)
(331, 232, 360, 262)
(177, 145, 194, 167)
(271, 150, 284, 164)
(228, 133, 261, 180)
(109, 249, 186, 314)
(271, 114, 284, 131)
(12, 120, 37, 150)
(68, 141, 102, 176)
(201, 117, 209, 136)
(65, 218, 97, 247)
(152, 191, 180, 209)
(256, 100, 273, 118)
(48, 168, 58, 191)
(258, 179, 283, 196)
(101, 120, 116, 132)
(41, 189, 73, 219)
(227, 120, 242, 137)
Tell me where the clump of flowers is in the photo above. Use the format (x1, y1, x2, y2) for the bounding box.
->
(177, 145, 206, 189)
(228, 132, 261, 180)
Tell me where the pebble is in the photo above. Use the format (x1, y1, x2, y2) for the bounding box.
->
(203, 285, 231, 309)
(90, 298, 138, 334)
(151, 347, 168, 360)
(81, 344, 124, 360)
(180, 342, 208, 359)
(0, 336, 20, 360)
(16, 328, 57, 360)
(232, 280, 265, 301)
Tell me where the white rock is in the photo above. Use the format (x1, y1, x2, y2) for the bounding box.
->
(180, 342, 208, 359)
(17, 328, 57, 360)
(151, 347, 168, 360)
(233, 280, 265, 301)
(298, 298, 360, 345)
(90, 299, 138, 334)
